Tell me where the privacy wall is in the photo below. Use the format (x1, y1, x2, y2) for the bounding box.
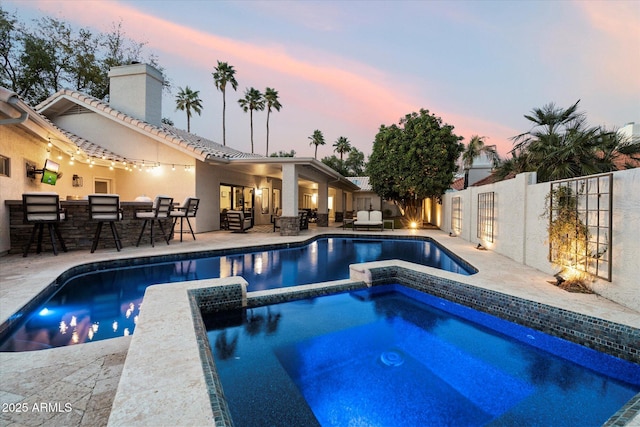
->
(439, 170, 640, 312)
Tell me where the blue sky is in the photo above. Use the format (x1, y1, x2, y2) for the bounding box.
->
(5, 0, 640, 159)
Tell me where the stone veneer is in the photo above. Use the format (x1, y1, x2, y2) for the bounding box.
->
(277, 216, 299, 236)
(6, 200, 173, 254)
(316, 212, 329, 227)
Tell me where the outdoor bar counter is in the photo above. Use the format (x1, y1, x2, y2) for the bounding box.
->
(5, 199, 174, 255)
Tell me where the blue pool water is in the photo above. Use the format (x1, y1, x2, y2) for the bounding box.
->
(204, 285, 640, 427)
(0, 237, 473, 351)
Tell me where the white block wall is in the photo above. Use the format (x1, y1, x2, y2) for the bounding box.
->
(439, 170, 640, 312)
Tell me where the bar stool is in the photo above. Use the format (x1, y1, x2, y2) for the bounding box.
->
(88, 194, 123, 253)
(22, 192, 67, 257)
(135, 196, 173, 247)
(170, 197, 200, 241)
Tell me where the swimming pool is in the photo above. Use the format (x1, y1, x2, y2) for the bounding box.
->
(204, 284, 640, 426)
(0, 236, 474, 351)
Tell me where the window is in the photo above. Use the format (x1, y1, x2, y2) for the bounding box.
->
(477, 192, 494, 243)
(0, 155, 9, 177)
(451, 196, 462, 235)
(303, 194, 313, 209)
(356, 197, 371, 211)
(94, 178, 112, 194)
(273, 189, 281, 211)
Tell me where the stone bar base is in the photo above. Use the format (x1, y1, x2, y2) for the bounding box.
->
(6, 200, 173, 254)
(278, 216, 300, 236)
(316, 213, 329, 227)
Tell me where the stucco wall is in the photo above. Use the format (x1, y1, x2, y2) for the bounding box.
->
(441, 170, 640, 312)
(1, 126, 116, 254)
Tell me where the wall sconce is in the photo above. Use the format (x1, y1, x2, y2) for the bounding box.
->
(72, 174, 83, 187)
(255, 188, 263, 196)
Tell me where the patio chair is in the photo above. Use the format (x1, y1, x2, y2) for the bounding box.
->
(22, 192, 67, 257)
(227, 210, 252, 232)
(88, 194, 123, 253)
(271, 207, 282, 232)
(135, 196, 174, 247)
(170, 197, 200, 242)
(299, 210, 309, 230)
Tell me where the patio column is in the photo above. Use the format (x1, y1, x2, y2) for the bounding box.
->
(280, 163, 300, 235)
(317, 181, 329, 227)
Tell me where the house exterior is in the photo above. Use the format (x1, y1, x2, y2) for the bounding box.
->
(0, 63, 359, 254)
(346, 176, 400, 217)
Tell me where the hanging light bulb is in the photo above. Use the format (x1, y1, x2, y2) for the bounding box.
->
(172, 164, 176, 171)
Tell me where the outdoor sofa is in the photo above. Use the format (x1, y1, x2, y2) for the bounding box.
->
(353, 210, 384, 231)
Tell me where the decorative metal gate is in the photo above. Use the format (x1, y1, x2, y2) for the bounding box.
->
(549, 173, 613, 281)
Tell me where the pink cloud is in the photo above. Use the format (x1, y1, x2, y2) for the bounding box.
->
(574, 0, 640, 92)
(26, 0, 519, 157)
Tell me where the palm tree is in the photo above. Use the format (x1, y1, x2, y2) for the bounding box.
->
(461, 135, 499, 170)
(333, 136, 352, 161)
(174, 86, 202, 133)
(263, 87, 282, 157)
(308, 130, 325, 159)
(497, 100, 640, 182)
(212, 61, 238, 146)
(237, 87, 265, 154)
(511, 100, 583, 153)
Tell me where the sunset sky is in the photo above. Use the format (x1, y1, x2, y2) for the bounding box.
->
(5, 0, 640, 159)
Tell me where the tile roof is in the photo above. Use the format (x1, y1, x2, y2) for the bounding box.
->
(451, 176, 465, 191)
(346, 176, 370, 191)
(36, 89, 262, 163)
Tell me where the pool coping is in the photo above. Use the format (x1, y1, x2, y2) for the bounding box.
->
(0, 233, 475, 341)
(107, 259, 640, 426)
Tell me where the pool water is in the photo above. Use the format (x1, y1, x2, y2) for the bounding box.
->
(0, 237, 473, 351)
(204, 285, 640, 427)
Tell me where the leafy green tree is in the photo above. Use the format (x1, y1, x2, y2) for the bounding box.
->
(264, 87, 282, 156)
(238, 87, 265, 154)
(322, 147, 365, 177)
(321, 155, 348, 176)
(269, 149, 296, 157)
(68, 28, 103, 97)
(367, 109, 464, 219)
(497, 100, 640, 182)
(212, 60, 238, 146)
(175, 86, 202, 133)
(333, 136, 352, 161)
(345, 147, 366, 176)
(0, 7, 161, 104)
(0, 7, 18, 91)
(308, 129, 325, 159)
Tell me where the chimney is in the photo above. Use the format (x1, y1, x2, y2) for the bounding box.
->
(108, 63, 164, 126)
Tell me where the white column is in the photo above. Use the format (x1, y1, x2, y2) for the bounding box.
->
(318, 181, 328, 214)
(282, 164, 298, 217)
